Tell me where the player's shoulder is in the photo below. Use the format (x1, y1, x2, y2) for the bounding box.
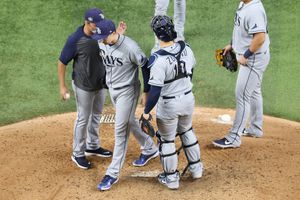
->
(123, 35, 140, 49)
(66, 26, 85, 46)
(245, 0, 265, 13)
(148, 52, 166, 69)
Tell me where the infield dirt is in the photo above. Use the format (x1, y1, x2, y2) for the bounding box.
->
(0, 106, 299, 200)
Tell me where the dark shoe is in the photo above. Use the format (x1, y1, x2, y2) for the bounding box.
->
(212, 138, 240, 149)
(132, 151, 159, 167)
(85, 147, 112, 158)
(71, 155, 91, 170)
(97, 175, 119, 191)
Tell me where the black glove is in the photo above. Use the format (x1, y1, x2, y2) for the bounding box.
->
(139, 114, 155, 137)
(215, 49, 238, 72)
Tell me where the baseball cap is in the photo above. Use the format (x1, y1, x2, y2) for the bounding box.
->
(91, 19, 116, 40)
(84, 8, 104, 23)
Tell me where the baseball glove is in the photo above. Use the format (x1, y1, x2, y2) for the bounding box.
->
(215, 49, 238, 72)
(139, 114, 155, 137)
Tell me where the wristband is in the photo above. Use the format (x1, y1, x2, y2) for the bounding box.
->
(243, 49, 254, 59)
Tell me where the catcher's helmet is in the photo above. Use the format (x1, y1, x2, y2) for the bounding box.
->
(151, 15, 177, 42)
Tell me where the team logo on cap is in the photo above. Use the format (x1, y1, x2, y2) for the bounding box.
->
(88, 17, 93, 22)
(99, 13, 105, 19)
(96, 27, 101, 34)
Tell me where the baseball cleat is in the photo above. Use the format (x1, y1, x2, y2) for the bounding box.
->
(158, 171, 180, 190)
(132, 151, 159, 167)
(71, 155, 91, 170)
(190, 162, 204, 179)
(212, 138, 240, 149)
(97, 175, 119, 191)
(241, 129, 263, 138)
(85, 147, 112, 157)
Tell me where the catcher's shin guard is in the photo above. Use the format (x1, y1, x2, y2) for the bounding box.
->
(156, 132, 178, 176)
(177, 127, 202, 176)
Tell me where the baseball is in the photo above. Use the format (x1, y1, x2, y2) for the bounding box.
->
(220, 114, 231, 122)
(64, 92, 70, 100)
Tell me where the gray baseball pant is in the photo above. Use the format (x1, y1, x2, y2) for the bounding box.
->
(226, 51, 270, 144)
(106, 82, 157, 178)
(72, 81, 106, 157)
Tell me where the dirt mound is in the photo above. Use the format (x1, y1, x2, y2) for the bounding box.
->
(0, 107, 299, 200)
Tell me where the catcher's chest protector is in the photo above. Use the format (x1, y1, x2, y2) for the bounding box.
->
(155, 41, 189, 84)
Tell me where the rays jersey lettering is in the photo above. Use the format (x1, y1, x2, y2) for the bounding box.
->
(102, 55, 123, 67)
(234, 13, 241, 26)
(98, 35, 147, 89)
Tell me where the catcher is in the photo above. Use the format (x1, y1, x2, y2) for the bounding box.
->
(141, 15, 203, 190)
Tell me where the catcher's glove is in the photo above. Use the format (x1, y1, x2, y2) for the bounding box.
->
(139, 114, 155, 137)
(215, 49, 238, 72)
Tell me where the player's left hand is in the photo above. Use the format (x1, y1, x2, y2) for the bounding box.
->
(139, 113, 155, 137)
(238, 56, 248, 66)
(116, 21, 127, 35)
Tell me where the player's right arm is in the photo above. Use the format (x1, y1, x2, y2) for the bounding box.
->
(57, 61, 68, 99)
(58, 35, 77, 99)
(143, 56, 165, 115)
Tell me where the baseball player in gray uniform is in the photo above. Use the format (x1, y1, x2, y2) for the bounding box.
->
(91, 19, 158, 191)
(152, 0, 186, 53)
(213, 0, 270, 148)
(143, 15, 203, 190)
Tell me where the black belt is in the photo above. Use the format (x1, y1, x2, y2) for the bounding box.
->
(162, 90, 191, 99)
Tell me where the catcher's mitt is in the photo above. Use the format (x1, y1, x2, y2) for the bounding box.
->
(215, 49, 238, 72)
(139, 114, 155, 137)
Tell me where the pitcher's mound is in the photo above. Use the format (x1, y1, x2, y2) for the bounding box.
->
(0, 107, 299, 200)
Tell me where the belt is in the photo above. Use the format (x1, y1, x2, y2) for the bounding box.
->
(237, 49, 268, 56)
(162, 90, 192, 99)
(112, 84, 131, 90)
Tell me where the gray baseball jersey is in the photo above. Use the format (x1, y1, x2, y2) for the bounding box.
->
(149, 41, 203, 181)
(98, 34, 157, 178)
(149, 42, 195, 97)
(232, 0, 270, 54)
(99, 34, 147, 89)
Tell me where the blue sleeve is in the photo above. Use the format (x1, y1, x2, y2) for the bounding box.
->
(144, 85, 162, 114)
(141, 60, 150, 92)
(59, 36, 77, 65)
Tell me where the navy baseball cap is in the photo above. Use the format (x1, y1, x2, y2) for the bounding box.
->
(84, 8, 104, 23)
(92, 19, 116, 40)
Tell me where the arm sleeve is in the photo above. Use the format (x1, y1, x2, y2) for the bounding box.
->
(246, 9, 267, 34)
(141, 60, 151, 92)
(59, 36, 77, 65)
(144, 85, 162, 114)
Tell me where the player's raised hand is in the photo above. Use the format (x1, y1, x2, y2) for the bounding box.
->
(116, 21, 127, 35)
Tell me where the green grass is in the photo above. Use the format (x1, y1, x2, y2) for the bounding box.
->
(0, 0, 299, 125)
